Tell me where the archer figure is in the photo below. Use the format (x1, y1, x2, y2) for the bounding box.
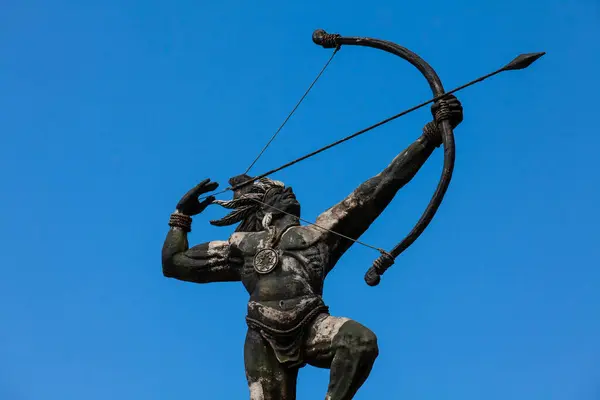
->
(162, 96, 463, 400)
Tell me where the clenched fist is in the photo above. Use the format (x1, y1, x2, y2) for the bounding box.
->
(431, 94, 463, 129)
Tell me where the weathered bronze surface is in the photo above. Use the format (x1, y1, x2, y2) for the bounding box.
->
(161, 29, 543, 399)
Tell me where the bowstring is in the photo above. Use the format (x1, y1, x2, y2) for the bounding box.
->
(199, 46, 424, 253)
(196, 54, 524, 254)
(244, 47, 340, 174)
(202, 44, 385, 253)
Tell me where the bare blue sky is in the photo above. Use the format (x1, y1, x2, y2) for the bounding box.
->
(1, 0, 599, 399)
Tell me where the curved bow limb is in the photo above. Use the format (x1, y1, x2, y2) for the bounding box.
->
(312, 29, 456, 286)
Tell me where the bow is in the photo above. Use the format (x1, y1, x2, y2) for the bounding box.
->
(311, 29, 544, 286)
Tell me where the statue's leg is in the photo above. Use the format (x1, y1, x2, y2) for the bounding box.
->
(303, 314, 379, 400)
(244, 328, 299, 400)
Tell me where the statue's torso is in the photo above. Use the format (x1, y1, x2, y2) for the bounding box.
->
(231, 226, 331, 332)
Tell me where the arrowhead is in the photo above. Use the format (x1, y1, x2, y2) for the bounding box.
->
(503, 52, 546, 71)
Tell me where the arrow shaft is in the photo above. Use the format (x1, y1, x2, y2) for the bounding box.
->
(202, 65, 507, 200)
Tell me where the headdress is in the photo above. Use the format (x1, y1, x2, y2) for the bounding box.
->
(209, 174, 284, 230)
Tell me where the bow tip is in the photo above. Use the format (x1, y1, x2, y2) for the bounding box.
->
(364, 267, 381, 286)
(312, 29, 328, 45)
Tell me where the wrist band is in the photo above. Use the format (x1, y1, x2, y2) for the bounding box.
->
(422, 121, 442, 148)
(169, 212, 192, 232)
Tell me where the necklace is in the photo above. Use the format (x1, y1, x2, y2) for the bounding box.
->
(253, 214, 297, 275)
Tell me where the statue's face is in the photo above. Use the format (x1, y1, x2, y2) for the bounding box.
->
(263, 186, 301, 218)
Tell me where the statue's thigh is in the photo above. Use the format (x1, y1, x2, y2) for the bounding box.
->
(244, 329, 298, 400)
(303, 314, 350, 369)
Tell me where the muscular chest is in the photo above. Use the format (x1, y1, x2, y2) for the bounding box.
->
(233, 227, 329, 293)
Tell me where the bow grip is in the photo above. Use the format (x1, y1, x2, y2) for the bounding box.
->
(364, 252, 395, 286)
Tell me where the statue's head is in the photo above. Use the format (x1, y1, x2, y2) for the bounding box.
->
(210, 174, 300, 233)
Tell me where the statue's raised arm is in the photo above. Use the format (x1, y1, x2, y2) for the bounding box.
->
(161, 179, 243, 283)
(316, 96, 463, 270)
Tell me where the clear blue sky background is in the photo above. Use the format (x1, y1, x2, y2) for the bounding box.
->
(1, 0, 599, 399)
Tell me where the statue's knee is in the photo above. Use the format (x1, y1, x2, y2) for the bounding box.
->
(335, 320, 379, 360)
(360, 328, 379, 361)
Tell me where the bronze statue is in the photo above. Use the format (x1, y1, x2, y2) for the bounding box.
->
(161, 30, 544, 400)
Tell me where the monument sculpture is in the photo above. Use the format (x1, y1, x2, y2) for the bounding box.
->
(161, 29, 544, 400)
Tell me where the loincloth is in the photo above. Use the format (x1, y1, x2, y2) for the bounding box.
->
(246, 296, 329, 368)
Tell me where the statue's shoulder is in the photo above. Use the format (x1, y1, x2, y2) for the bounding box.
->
(229, 231, 268, 255)
(229, 226, 323, 253)
(280, 225, 323, 250)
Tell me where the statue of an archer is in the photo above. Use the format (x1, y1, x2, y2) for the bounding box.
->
(161, 28, 543, 400)
(162, 96, 463, 399)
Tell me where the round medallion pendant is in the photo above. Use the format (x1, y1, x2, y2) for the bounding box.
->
(253, 248, 279, 274)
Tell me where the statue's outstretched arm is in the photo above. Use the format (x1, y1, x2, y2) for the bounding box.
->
(315, 132, 435, 264)
(316, 96, 463, 266)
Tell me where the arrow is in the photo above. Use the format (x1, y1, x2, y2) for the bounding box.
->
(201, 51, 546, 200)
